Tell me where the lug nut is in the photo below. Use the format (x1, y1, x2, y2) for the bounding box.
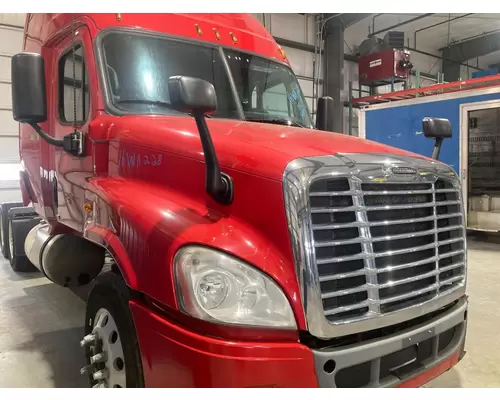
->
(80, 334, 97, 348)
(80, 365, 93, 376)
(93, 368, 109, 380)
(90, 352, 107, 364)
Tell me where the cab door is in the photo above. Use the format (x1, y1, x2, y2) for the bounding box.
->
(49, 25, 97, 232)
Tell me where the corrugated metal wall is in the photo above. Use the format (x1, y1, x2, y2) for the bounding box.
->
(0, 13, 25, 202)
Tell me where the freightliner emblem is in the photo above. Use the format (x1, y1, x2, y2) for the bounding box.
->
(390, 166, 418, 175)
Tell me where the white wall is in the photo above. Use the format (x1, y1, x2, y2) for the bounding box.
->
(0, 13, 25, 202)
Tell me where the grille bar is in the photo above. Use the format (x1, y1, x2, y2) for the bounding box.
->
(439, 237, 464, 246)
(318, 257, 464, 282)
(317, 225, 464, 246)
(316, 238, 463, 264)
(315, 237, 371, 247)
(380, 283, 439, 304)
(317, 252, 371, 264)
(440, 275, 464, 286)
(310, 176, 465, 324)
(377, 256, 438, 273)
(322, 284, 370, 299)
(311, 200, 460, 213)
(310, 189, 433, 196)
(323, 267, 449, 300)
(310, 189, 457, 197)
(319, 268, 370, 281)
(375, 242, 436, 257)
(439, 249, 465, 259)
(324, 300, 373, 316)
(312, 213, 462, 230)
(377, 269, 440, 289)
(439, 262, 464, 273)
(324, 282, 440, 316)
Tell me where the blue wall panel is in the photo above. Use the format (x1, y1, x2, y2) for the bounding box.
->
(364, 92, 500, 173)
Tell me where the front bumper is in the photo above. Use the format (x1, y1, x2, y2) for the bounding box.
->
(130, 296, 467, 388)
(313, 296, 468, 387)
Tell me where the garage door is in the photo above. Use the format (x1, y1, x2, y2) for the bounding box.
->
(0, 14, 25, 202)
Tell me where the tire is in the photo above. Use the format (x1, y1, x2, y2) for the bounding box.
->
(83, 270, 145, 388)
(7, 209, 39, 272)
(0, 202, 23, 259)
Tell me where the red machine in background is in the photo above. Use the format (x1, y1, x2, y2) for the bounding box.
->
(357, 31, 413, 89)
(359, 48, 412, 87)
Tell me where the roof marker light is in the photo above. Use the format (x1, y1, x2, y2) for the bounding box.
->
(279, 46, 286, 59)
(195, 24, 203, 36)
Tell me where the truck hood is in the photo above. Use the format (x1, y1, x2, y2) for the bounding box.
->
(106, 115, 426, 181)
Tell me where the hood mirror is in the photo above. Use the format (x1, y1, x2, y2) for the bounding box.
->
(168, 76, 233, 205)
(422, 117, 452, 160)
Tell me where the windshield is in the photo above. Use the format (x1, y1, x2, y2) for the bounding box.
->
(100, 31, 313, 128)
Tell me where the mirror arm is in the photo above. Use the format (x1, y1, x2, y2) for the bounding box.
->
(29, 123, 85, 157)
(193, 111, 233, 205)
(30, 123, 64, 147)
(431, 137, 443, 160)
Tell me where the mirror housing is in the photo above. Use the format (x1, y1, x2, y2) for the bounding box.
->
(11, 52, 47, 124)
(168, 76, 233, 205)
(168, 75, 217, 115)
(422, 117, 452, 160)
(316, 96, 334, 132)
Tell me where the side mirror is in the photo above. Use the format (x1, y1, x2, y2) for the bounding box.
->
(10, 52, 84, 157)
(422, 117, 452, 160)
(11, 52, 47, 124)
(168, 76, 232, 205)
(168, 75, 217, 115)
(315, 96, 334, 132)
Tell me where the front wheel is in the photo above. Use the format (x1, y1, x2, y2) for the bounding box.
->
(81, 270, 145, 388)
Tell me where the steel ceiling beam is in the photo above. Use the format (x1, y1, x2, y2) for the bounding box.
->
(273, 36, 358, 62)
(440, 29, 500, 62)
(369, 13, 435, 37)
(338, 13, 373, 28)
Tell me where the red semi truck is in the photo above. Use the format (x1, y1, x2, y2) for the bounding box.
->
(0, 13, 468, 388)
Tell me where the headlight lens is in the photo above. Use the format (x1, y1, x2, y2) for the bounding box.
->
(174, 246, 297, 329)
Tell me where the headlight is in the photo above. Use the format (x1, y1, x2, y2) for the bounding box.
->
(174, 246, 297, 329)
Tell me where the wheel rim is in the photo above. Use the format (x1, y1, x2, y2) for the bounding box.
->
(81, 308, 127, 388)
(8, 221, 14, 259)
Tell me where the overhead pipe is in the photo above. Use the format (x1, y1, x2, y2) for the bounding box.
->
(370, 13, 384, 35)
(369, 13, 434, 37)
(405, 47, 483, 71)
(273, 36, 358, 62)
(414, 13, 472, 47)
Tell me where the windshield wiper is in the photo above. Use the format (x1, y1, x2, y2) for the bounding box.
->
(245, 117, 305, 128)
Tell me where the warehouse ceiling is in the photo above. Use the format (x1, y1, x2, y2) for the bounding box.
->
(343, 13, 500, 69)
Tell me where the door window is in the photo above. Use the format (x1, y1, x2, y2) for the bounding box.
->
(58, 44, 90, 124)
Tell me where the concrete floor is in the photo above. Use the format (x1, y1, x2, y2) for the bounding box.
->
(0, 236, 499, 387)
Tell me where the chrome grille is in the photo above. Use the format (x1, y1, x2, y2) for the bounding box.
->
(310, 176, 466, 323)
